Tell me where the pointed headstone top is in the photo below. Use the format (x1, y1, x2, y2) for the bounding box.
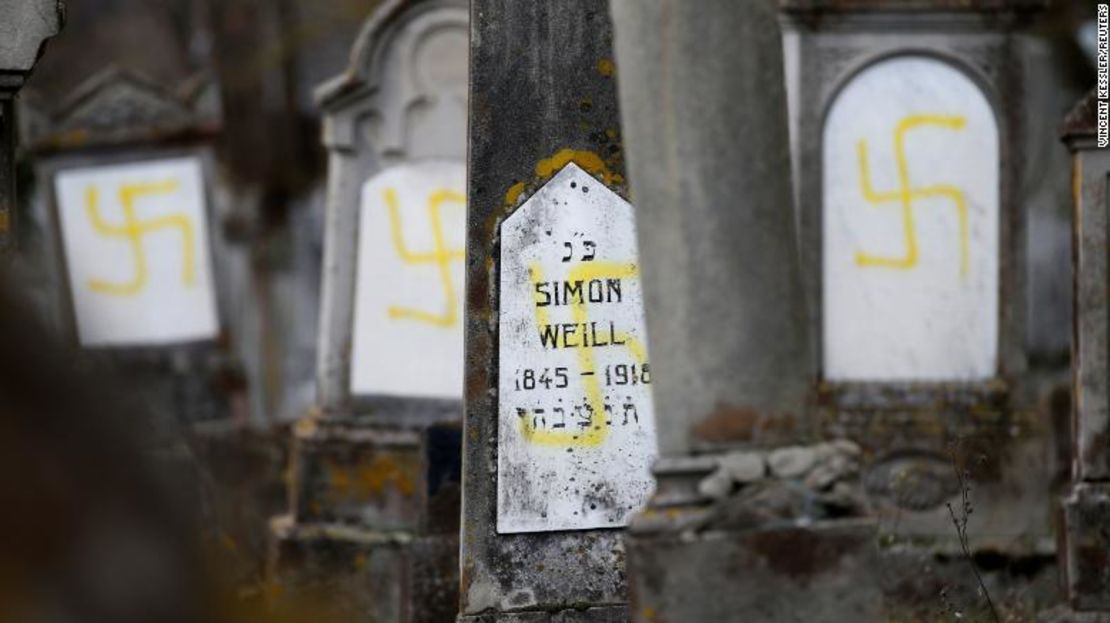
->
(30, 67, 219, 153)
(1061, 88, 1099, 150)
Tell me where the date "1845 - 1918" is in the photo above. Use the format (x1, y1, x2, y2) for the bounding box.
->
(512, 363, 651, 391)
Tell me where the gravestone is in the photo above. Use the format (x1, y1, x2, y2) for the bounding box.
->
(610, 2, 885, 621)
(781, 0, 1051, 553)
(268, 2, 468, 621)
(1060, 89, 1110, 612)
(25, 67, 239, 437)
(19, 68, 262, 585)
(0, 0, 63, 253)
(460, 1, 654, 620)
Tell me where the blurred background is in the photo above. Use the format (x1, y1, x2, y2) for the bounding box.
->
(0, 0, 1103, 621)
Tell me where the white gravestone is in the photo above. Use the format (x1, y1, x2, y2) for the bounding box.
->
(823, 56, 999, 382)
(498, 163, 657, 533)
(54, 157, 219, 347)
(350, 160, 466, 399)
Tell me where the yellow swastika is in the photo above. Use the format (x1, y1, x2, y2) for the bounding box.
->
(85, 180, 196, 296)
(855, 114, 970, 278)
(520, 261, 646, 448)
(384, 188, 465, 328)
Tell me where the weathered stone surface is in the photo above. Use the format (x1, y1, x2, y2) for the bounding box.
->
(697, 467, 734, 501)
(719, 450, 766, 483)
(271, 5, 469, 622)
(1061, 484, 1110, 610)
(830, 439, 861, 457)
(461, 0, 634, 619)
(816, 481, 868, 518)
(270, 518, 459, 623)
(465, 606, 628, 622)
(781, 0, 1048, 12)
(1039, 605, 1110, 623)
(30, 67, 217, 152)
(289, 421, 423, 529)
(0, 0, 63, 86)
(627, 521, 885, 622)
(1060, 94, 1110, 614)
(189, 424, 289, 587)
(768, 446, 817, 478)
(805, 452, 857, 491)
(611, 0, 811, 455)
(880, 544, 1058, 622)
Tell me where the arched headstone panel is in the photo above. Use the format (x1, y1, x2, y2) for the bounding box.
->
(822, 56, 999, 382)
(315, 0, 468, 411)
(273, 4, 469, 622)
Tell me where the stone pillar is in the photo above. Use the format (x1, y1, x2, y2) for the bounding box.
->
(0, 0, 62, 253)
(460, 1, 656, 620)
(269, 2, 468, 621)
(611, 2, 885, 621)
(1059, 89, 1110, 613)
(612, 0, 811, 459)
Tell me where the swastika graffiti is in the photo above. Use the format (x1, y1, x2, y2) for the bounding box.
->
(855, 114, 970, 278)
(520, 260, 647, 447)
(85, 180, 197, 296)
(383, 187, 465, 327)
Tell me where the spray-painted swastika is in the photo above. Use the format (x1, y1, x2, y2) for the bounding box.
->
(350, 161, 466, 399)
(855, 114, 970, 278)
(54, 157, 218, 347)
(822, 56, 1000, 382)
(518, 260, 648, 448)
(383, 187, 465, 327)
(85, 179, 197, 296)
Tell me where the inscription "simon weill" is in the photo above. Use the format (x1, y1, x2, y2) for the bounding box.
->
(533, 274, 626, 349)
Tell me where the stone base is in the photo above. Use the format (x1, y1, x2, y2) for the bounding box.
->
(1039, 605, 1110, 622)
(1061, 483, 1110, 610)
(458, 604, 628, 622)
(626, 518, 884, 622)
(269, 516, 459, 623)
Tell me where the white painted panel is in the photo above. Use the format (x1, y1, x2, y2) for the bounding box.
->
(55, 157, 219, 347)
(498, 163, 657, 533)
(823, 57, 1000, 381)
(350, 161, 466, 399)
